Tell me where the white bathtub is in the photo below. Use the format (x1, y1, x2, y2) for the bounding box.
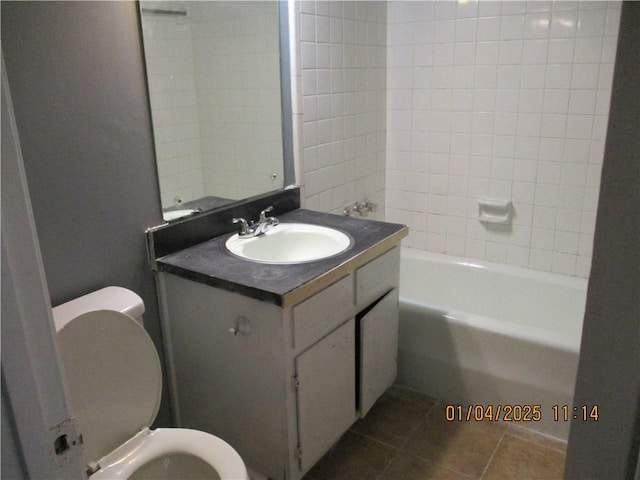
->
(397, 247, 588, 440)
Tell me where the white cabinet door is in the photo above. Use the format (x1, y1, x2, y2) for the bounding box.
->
(359, 288, 399, 416)
(295, 319, 356, 472)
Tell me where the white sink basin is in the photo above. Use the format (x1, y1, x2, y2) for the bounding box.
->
(225, 223, 353, 264)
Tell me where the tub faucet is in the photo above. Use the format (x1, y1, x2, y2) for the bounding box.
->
(232, 206, 279, 238)
(342, 199, 378, 217)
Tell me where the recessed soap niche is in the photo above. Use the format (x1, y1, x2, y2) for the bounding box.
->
(478, 198, 513, 225)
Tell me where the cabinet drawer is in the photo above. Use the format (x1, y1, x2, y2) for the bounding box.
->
(293, 275, 354, 351)
(355, 247, 400, 307)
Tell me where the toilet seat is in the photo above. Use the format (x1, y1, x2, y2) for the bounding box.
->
(91, 428, 248, 479)
(56, 309, 248, 479)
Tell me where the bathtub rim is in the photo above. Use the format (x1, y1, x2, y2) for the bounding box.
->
(399, 247, 587, 354)
(401, 247, 589, 290)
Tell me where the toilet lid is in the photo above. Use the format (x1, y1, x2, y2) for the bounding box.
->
(57, 310, 162, 468)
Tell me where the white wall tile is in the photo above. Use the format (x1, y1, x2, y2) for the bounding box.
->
(297, 1, 387, 217)
(502, 2, 526, 16)
(501, 14, 525, 40)
(576, 8, 606, 38)
(456, 18, 478, 42)
(545, 64, 572, 89)
(568, 90, 597, 115)
(435, 1, 457, 20)
(477, 15, 501, 41)
(550, 10, 578, 38)
(522, 39, 549, 64)
(547, 38, 575, 63)
(478, 1, 502, 18)
(524, 12, 551, 39)
(543, 89, 570, 114)
(541, 113, 568, 138)
(566, 114, 594, 139)
(574, 37, 603, 63)
(457, 0, 479, 19)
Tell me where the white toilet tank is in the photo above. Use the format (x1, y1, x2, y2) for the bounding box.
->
(52, 286, 145, 331)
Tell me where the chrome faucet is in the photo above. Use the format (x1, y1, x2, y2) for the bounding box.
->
(232, 206, 279, 238)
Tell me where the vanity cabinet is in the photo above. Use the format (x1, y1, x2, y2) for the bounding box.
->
(158, 246, 400, 480)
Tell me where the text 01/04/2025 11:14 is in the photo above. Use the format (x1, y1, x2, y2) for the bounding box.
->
(444, 404, 599, 423)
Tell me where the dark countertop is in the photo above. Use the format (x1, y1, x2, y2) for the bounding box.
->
(156, 209, 408, 306)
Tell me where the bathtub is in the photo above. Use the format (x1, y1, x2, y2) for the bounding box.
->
(397, 247, 588, 440)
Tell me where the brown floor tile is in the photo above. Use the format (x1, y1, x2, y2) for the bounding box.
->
(381, 452, 474, 480)
(481, 434, 565, 480)
(303, 431, 396, 480)
(351, 386, 436, 448)
(404, 403, 506, 478)
(303, 391, 568, 480)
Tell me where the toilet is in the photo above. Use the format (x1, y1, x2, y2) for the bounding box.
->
(52, 286, 249, 480)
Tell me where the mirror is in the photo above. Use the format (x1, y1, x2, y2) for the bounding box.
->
(139, 1, 293, 221)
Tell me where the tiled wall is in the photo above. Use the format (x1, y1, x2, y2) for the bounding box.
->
(292, 1, 387, 219)
(385, 0, 621, 277)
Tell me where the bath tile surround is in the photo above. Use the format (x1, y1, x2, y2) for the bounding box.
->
(294, 0, 620, 278)
(385, 0, 620, 278)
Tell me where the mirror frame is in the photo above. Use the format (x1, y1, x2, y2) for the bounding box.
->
(279, 0, 295, 189)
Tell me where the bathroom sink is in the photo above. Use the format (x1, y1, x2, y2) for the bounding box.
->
(225, 223, 353, 264)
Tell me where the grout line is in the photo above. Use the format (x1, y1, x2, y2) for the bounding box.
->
(340, 431, 399, 480)
(479, 428, 507, 480)
(347, 429, 402, 452)
(395, 398, 437, 450)
(505, 424, 569, 453)
(375, 454, 394, 480)
(504, 431, 569, 455)
(349, 396, 439, 480)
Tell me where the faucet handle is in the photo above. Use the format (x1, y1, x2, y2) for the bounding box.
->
(233, 217, 251, 236)
(359, 199, 378, 216)
(258, 206, 279, 231)
(259, 206, 274, 222)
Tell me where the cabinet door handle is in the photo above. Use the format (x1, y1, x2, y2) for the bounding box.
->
(229, 316, 251, 335)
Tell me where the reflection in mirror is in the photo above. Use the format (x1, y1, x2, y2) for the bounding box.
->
(140, 1, 286, 221)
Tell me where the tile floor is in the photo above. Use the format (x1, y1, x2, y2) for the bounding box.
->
(303, 386, 567, 480)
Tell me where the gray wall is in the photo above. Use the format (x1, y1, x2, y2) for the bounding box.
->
(1, 1, 171, 426)
(2, 382, 26, 479)
(565, 2, 640, 478)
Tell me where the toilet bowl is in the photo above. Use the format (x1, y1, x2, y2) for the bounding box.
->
(52, 287, 249, 480)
